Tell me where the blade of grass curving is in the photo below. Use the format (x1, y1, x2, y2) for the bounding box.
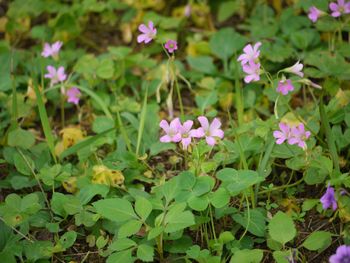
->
(59, 127, 116, 159)
(75, 85, 113, 119)
(116, 109, 133, 153)
(10, 49, 18, 129)
(319, 91, 340, 173)
(136, 86, 148, 156)
(33, 83, 57, 163)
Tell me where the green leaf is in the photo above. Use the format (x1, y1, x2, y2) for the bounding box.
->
(192, 176, 215, 196)
(137, 244, 154, 262)
(8, 128, 35, 149)
(59, 231, 77, 249)
(268, 212, 296, 245)
(96, 58, 114, 79)
(187, 56, 216, 74)
(109, 238, 137, 252)
(93, 198, 137, 222)
(232, 209, 266, 237)
(118, 220, 142, 238)
(188, 195, 209, 211)
(302, 231, 332, 252)
(77, 184, 110, 205)
(217, 1, 240, 23)
(107, 249, 134, 263)
(209, 28, 246, 60)
(147, 226, 164, 240)
(216, 168, 264, 195)
(210, 187, 230, 208)
(230, 249, 264, 263)
(164, 210, 195, 233)
(13, 151, 33, 176)
(135, 197, 152, 221)
(92, 116, 115, 134)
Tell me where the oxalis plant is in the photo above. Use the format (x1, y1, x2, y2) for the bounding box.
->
(1, 1, 350, 263)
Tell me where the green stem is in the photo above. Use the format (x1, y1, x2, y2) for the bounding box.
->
(235, 71, 244, 126)
(10, 51, 18, 129)
(60, 92, 65, 128)
(319, 92, 340, 173)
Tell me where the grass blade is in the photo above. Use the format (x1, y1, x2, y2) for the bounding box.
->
(136, 86, 148, 156)
(59, 127, 116, 159)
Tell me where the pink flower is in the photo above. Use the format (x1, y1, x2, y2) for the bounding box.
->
(243, 61, 261, 83)
(277, 79, 294, 95)
(273, 123, 291, 145)
(195, 116, 224, 146)
(288, 123, 311, 149)
(308, 6, 322, 22)
(329, 0, 350, 17)
(184, 4, 191, 17)
(44, 65, 67, 85)
(164, 40, 178, 53)
(237, 42, 262, 65)
(66, 87, 81, 105)
(137, 21, 157, 44)
(178, 120, 196, 150)
(159, 118, 182, 143)
(284, 61, 304, 77)
(41, 41, 63, 58)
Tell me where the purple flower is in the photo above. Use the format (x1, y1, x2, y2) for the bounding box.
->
(237, 42, 262, 65)
(243, 61, 261, 83)
(159, 118, 182, 143)
(320, 185, 338, 211)
(284, 61, 304, 78)
(330, 245, 350, 263)
(66, 87, 81, 105)
(194, 116, 224, 146)
(308, 6, 322, 22)
(273, 123, 291, 145)
(277, 79, 294, 95)
(329, 0, 350, 17)
(164, 40, 178, 53)
(288, 123, 311, 149)
(41, 41, 63, 58)
(137, 21, 157, 44)
(44, 65, 67, 85)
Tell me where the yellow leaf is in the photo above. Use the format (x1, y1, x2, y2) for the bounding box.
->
(60, 127, 85, 149)
(62, 177, 77, 193)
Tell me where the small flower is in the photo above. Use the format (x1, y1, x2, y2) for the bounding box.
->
(242, 61, 261, 83)
(66, 87, 81, 105)
(308, 6, 322, 22)
(277, 79, 294, 95)
(165, 40, 178, 53)
(329, 0, 350, 17)
(178, 120, 195, 150)
(184, 4, 191, 17)
(297, 79, 322, 89)
(237, 42, 262, 65)
(288, 123, 311, 149)
(195, 116, 224, 146)
(284, 61, 304, 78)
(159, 118, 182, 143)
(41, 41, 63, 58)
(273, 123, 291, 145)
(137, 21, 157, 44)
(330, 245, 350, 263)
(44, 65, 67, 85)
(320, 185, 338, 211)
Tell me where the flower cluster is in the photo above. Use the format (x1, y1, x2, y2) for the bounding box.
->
(137, 21, 178, 54)
(42, 42, 81, 105)
(273, 122, 311, 150)
(159, 116, 224, 149)
(237, 42, 262, 83)
(320, 184, 337, 211)
(308, 0, 350, 23)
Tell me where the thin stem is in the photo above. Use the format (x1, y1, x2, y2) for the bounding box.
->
(60, 92, 65, 128)
(209, 204, 217, 241)
(239, 194, 250, 241)
(235, 69, 244, 126)
(0, 216, 34, 243)
(258, 178, 304, 195)
(174, 69, 184, 119)
(17, 148, 53, 220)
